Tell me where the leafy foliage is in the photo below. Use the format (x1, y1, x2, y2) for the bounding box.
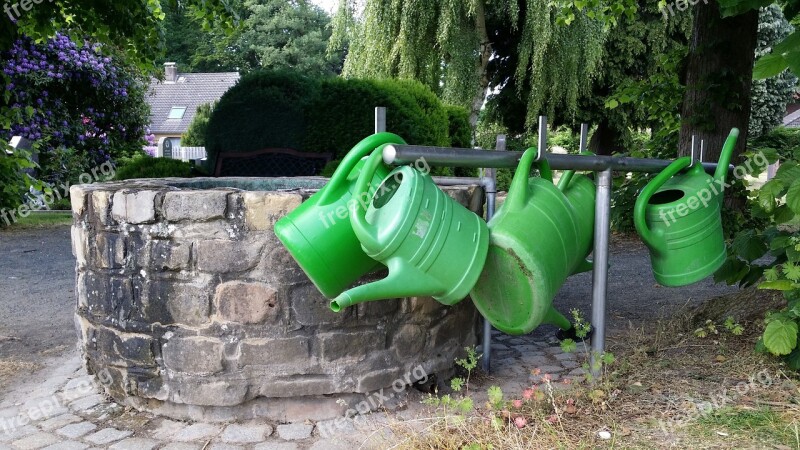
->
(1, 33, 150, 186)
(163, 0, 342, 75)
(749, 5, 798, 139)
(332, 0, 610, 128)
(0, 145, 40, 225)
(114, 155, 194, 180)
(206, 71, 470, 171)
(182, 102, 216, 147)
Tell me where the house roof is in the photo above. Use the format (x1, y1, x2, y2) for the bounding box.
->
(146, 71, 240, 135)
(784, 107, 800, 128)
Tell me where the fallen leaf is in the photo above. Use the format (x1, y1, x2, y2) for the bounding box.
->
(716, 355, 726, 363)
(716, 431, 729, 436)
(598, 430, 612, 440)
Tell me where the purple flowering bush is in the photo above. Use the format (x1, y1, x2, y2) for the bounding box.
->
(1, 33, 149, 185)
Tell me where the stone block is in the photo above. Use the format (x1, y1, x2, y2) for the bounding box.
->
(71, 226, 88, 268)
(169, 379, 249, 407)
(257, 376, 334, 397)
(172, 423, 221, 442)
(112, 190, 158, 224)
(320, 331, 384, 361)
(220, 423, 273, 443)
(150, 240, 191, 271)
(56, 422, 97, 439)
(196, 238, 265, 273)
(69, 185, 88, 216)
(239, 337, 308, 367)
(147, 280, 211, 326)
(84, 428, 133, 445)
(290, 284, 351, 326)
(357, 299, 399, 319)
(163, 191, 228, 222)
(163, 337, 224, 374)
(40, 441, 89, 450)
(108, 438, 161, 450)
(390, 324, 426, 359)
(253, 443, 298, 450)
(90, 190, 113, 225)
(243, 192, 302, 231)
(11, 432, 59, 450)
(92, 233, 127, 269)
(39, 414, 82, 431)
(275, 424, 313, 441)
(214, 281, 279, 324)
(356, 369, 403, 393)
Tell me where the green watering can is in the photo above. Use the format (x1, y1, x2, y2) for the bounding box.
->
(469, 149, 596, 335)
(634, 128, 738, 287)
(274, 133, 406, 298)
(330, 147, 490, 312)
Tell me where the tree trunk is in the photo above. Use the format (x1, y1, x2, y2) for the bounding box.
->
(588, 119, 623, 156)
(470, 0, 492, 139)
(678, 1, 759, 164)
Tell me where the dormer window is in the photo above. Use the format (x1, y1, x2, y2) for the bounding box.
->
(168, 107, 187, 120)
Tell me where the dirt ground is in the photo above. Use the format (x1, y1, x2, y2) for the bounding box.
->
(0, 224, 75, 389)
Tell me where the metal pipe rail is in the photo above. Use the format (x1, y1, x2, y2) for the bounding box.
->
(384, 144, 733, 174)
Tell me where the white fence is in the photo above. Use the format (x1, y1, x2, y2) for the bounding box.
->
(154, 144, 207, 161)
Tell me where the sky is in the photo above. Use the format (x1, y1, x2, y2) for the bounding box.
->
(310, 0, 339, 14)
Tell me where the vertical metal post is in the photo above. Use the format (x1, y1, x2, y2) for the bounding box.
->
(590, 169, 612, 379)
(580, 124, 589, 153)
(375, 107, 387, 133)
(538, 116, 548, 156)
(480, 135, 502, 372)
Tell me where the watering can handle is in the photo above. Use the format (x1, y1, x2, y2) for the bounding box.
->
(634, 156, 692, 254)
(713, 128, 739, 186)
(556, 151, 595, 191)
(317, 132, 406, 205)
(507, 148, 552, 211)
(348, 147, 388, 249)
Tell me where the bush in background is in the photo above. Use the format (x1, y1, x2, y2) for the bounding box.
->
(182, 102, 216, 147)
(205, 71, 471, 173)
(114, 155, 194, 180)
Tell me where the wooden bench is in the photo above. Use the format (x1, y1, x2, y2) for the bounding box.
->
(214, 148, 333, 177)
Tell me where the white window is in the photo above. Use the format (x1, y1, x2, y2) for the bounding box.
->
(168, 107, 187, 119)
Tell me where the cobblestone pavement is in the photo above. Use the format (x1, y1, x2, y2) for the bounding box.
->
(0, 327, 583, 450)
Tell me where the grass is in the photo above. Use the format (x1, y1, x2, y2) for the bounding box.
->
(382, 294, 800, 449)
(4, 211, 72, 229)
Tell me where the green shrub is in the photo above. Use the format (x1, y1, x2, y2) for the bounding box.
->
(206, 71, 461, 173)
(205, 71, 320, 167)
(114, 156, 194, 180)
(0, 146, 37, 226)
(749, 126, 800, 159)
(182, 102, 216, 147)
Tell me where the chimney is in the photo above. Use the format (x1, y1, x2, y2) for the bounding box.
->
(164, 62, 177, 83)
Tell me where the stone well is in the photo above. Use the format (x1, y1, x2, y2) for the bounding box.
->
(70, 177, 483, 422)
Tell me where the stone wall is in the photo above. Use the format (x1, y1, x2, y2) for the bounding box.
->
(70, 177, 483, 422)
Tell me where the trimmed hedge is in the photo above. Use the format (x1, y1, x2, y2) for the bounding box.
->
(114, 156, 195, 180)
(205, 71, 470, 172)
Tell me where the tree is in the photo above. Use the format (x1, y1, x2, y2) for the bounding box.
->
(162, 0, 343, 75)
(331, 0, 623, 129)
(182, 102, 216, 147)
(749, 5, 798, 139)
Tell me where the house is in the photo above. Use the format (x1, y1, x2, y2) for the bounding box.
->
(146, 63, 239, 150)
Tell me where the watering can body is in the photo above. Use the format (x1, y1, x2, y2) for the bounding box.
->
(469, 150, 595, 335)
(274, 133, 406, 298)
(330, 148, 489, 312)
(634, 128, 738, 287)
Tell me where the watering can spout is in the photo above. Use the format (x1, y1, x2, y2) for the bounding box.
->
(714, 128, 739, 187)
(330, 260, 446, 312)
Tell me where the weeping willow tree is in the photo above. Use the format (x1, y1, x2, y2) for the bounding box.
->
(330, 0, 614, 130)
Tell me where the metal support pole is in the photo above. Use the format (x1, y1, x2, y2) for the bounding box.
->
(580, 124, 589, 153)
(375, 107, 387, 133)
(480, 135, 502, 372)
(590, 169, 612, 379)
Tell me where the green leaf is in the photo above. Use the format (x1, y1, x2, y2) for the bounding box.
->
(763, 318, 798, 356)
(786, 263, 800, 282)
(754, 53, 788, 79)
(732, 231, 768, 262)
(787, 178, 800, 214)
(774, 205, 796, 224)
(764, 267, 780, 281)
(786, 347, 800, 370)
(774, 29, 800, 54)
(487, 386, 503, 406)
(560, 338, 577, 353)
(605, 99, 619, 109)
(759, 279, 797, 291)
(775, 162, 800, 186)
